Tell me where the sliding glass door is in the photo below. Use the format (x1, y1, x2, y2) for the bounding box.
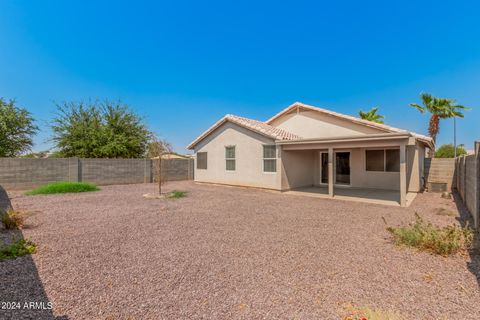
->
(335, 152, 350, 185)
(320, 151, 351, 186)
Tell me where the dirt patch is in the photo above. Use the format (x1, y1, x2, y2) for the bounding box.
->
(1, 182, 479, 319)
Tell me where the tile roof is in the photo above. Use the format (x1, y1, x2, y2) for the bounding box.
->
(225, 114, 301, 140)
(266, 102, 434, 146)
(187, 102, 434, 150)
(187, 114, 300, 149)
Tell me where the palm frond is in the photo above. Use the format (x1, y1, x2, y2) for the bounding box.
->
(359, 107, 384, 124)
(409, 103, 425, 113)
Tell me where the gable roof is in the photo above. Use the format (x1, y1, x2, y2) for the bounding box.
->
(187, 102, 434, 150)
(187, 114, 300, 149)
(266, 102, 433, 147)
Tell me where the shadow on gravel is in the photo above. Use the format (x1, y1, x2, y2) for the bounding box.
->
(0, 185, 68, 320)
(453, 191, 480, 289)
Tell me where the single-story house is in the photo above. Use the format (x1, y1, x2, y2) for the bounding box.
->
(187, 102, 434, 206)
(151, 152, 193, 160)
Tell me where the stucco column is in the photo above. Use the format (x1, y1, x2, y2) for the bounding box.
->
(328, 147, 334, 197)
(400, 144, 407, 207)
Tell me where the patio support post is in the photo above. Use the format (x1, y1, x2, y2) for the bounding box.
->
(328, 147, 334, 198)
(399, 144, 407, 207)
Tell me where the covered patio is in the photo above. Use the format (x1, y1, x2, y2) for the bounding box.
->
(278, 132, 429, 207)
(284, 186, 418, 207)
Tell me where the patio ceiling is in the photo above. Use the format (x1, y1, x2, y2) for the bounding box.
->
(277, 133, 413, 150)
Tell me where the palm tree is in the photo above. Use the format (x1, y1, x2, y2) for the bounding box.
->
(359, 107, 384, 124)
(409, 93, 469, 144)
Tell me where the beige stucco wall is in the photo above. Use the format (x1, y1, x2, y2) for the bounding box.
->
(191, 113, 427, 193)
(312, 144, 425, 192)
(193, 122, 281, 190)
(280, 137, 426, 192)
(405, 142, 426, 192)
(270, 110, 385, 138)
(310, 148, 401, 190)
(280, 150, 315, 190)
(350, 148, 400, 190)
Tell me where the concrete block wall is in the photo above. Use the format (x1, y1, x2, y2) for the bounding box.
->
(455, 141, 480, 229)
(80, 159, 152, 185)
(456, 156, 466, 199)
(424, 158, 456, 190)
(0, 158, 72, 190)
(158, 159, 195, 182)
(465, 155, 477, 225)
(0, 158, 194, 190)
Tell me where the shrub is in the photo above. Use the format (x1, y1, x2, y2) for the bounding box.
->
(342, 304, 403, 320)
(1, 209, 26, 229)
(0, 238, 37, 261)
(434, 143, 467, 158)
(387, 213, 474, 256)
(167, 190, 187, 199)
(26, 181, 99, 195)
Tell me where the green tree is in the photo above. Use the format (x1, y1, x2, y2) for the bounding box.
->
(434, 144, 467, 158)
(359, 107, 384, 124)
(409, 93, 469, 144)
(0, 98, 38, 157)
(51, 100, 152, 158)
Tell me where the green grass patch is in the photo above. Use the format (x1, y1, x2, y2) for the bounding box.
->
(26, 181, 99, 195)
(387, 213, 474, 256)
(0, 238, 37, 261)
(166, 190, 187, 199)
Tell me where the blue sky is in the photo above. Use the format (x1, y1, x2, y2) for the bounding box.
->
(1, 0, 479, 153)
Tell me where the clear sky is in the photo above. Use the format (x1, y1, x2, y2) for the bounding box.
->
(1, 0, 479, 153)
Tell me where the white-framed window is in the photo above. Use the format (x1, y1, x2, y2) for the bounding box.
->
(197, 152, 207, 170)
(365, 149, 400, 172)
(263, 145, 277, 173)
(225, 146, 236, 171)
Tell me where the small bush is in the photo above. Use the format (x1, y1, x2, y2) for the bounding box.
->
(343, 304, 403, 320)
(0, 238, 37, 261)
(26, 181, 99, 195)
(167, 190, 187, 199)
(1, 209, 26, 229)
(387, 213, 474, 256)
(434, 143, 467, 158)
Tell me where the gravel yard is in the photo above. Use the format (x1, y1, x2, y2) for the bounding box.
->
(1, 181, 479, 319)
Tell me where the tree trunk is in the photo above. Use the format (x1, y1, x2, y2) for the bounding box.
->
(158, 158, 162, 195)
(428, 114, 440, 144)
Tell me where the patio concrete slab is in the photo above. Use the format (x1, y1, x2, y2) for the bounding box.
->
(285, 186, 417, 206)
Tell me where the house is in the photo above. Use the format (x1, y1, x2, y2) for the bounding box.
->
(151, 152, 193, 160)
(187, 102, 434, 206)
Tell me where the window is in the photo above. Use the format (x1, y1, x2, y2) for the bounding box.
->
(366, 150, 384, 171)
(386, 149, 400, 172)
(365, 149, 400, 172)
(225, 146, 236, 171)
(197, 152, 207, 169)
(263, 145, 276, 173)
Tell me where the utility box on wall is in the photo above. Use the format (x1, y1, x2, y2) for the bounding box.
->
(426, 182, 447, 193)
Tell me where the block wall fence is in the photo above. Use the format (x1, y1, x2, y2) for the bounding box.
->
(0, 158, 194, 190)
(455, 141, 480, 229)
(424, 158, 456, 191)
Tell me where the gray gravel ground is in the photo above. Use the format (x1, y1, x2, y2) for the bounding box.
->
(1, 181, 479, 319)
